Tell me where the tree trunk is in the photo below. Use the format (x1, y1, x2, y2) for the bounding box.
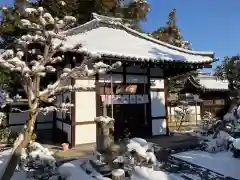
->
(176, 116, 184, 130)
(0, 112, 37, 180)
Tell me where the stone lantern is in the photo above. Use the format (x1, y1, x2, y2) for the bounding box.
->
(94, 116, 115, 153)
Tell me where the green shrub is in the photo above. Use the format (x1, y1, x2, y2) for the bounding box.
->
(0, 126, 11, 142)
(31, 133, 37, 141)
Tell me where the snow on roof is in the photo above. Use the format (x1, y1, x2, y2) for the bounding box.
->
(59, 13, 215, 64)
(190, 74, 229, 91)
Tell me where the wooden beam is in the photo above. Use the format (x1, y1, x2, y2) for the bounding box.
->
(203, 64, 212, 68)
(71, 78, 76, 147)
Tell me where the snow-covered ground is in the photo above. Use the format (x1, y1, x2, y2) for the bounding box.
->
(1, 135, 240, 180)
(131, 166, 184, 180)
(0, 148, 185, 180)
(0, 142, 57, 180)
(173, 150, 240, 179)
(0, 149, 28, 180)
(59, 159, 185, 180)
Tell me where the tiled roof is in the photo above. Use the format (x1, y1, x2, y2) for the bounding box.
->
(56, 13, 215, 64)
(189, 74, 229, 91)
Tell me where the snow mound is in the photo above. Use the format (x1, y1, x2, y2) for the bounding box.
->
(127, 138, 157, 165)
(21, 141, 56, 168)
(129, 137, 150, 151)
(200, 131, 234, 153)
(232, 138, 240, 149)
(0, 142, 56, 180)
(132, 166, 183, 180)
(94, 116, 114, 123)
(130, 138, 148, 146)
(58, 160, 96, 180)
(127, 141, 147, 158)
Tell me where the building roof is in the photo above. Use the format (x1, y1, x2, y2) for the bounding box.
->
(57, 13, 215, 64)
(188, 74, 229, 91)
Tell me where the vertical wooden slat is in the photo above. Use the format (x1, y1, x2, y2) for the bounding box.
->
(164, 78, 169, 135)
(95, 74, 100, 117)
(71, 78, 76, 147)
(70, 53, 76, 147)
(147, 65, 152, 136)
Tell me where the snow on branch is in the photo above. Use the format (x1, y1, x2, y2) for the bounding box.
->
(39, 60, 122, 98)
(0, 5, 122, 115)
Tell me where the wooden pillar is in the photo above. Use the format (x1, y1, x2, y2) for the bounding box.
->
(164, 79, 169, 135)
(71, 78, 76, 147)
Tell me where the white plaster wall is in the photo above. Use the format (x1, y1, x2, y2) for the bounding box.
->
(75, 91, 96, 122)
(152, 119, 167, 135)
(75, 124, 96, 145)
(99, 74, 123, 83)
(150, 78, 164, 89)
(150, 91, 165, 117)
(74, 77, 97, 145)
(150, 76, 166, 135)
(75, 77, 96, 87)
(75, 78, 96, 122)
(150, 77, 166, 117)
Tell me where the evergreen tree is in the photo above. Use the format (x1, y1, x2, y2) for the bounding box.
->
(151, 8, 198, 93)
(0, 0, 150, 47)
(0, 0, 149, 90)
(214, 56, 240, 90)
(0, 6, 122, 179)
(35, 0, 150, 24)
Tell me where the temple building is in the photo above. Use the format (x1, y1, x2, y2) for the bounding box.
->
(5, 14, 215, 147)
(181, 73, 229, 116)
(53, 14, 215, 146)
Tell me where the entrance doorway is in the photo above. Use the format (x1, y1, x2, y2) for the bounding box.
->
(113, 104, 149, 140)
(98, 83, 151, 140)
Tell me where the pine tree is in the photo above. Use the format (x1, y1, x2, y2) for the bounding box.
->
(0, 0, 149, 94)
(151, 8, 198, 93)
(35, 0, 150, 24)
(214, 56, 239, 90)
(0, 0, 150, 47)
(0, 6, 122, 179)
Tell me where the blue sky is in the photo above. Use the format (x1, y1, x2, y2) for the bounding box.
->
(1, 0, 239, 72)
(141, 0, 240, 71)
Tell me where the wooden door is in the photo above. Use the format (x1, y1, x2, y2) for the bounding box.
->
(113, 104, 149, 140)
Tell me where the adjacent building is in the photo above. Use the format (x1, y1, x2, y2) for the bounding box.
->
(182, 73, 229, 116)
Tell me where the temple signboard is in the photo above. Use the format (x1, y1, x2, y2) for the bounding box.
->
(101, 94, 149, 104)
